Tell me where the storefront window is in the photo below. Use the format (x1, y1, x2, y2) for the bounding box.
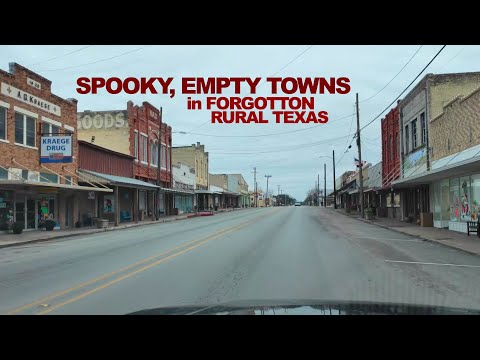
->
(460, 177, 471, 221)
(0, 168, 7, 180)
(449, 178, 460, 222)
(0, 190, 14, 230)
(433, 182, 440, 221)
(471, 175, 480, 221)
(440, 179, 450, 221)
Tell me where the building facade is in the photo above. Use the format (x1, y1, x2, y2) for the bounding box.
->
(172, 162, 195, 214)
(173, 142, 209, 210)
(78, 141, 159, 225)
(395, 72, 480, 224)
(0, 63, 111, 232)
(379, 104, 401, 219)
(77, 101, 174, 216)
(427, 87, 480, 232)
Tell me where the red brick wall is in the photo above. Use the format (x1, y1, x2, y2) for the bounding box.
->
(381, 104, 400, 184)
(128, 101, 172, 185)
(0, 63, 78, 182)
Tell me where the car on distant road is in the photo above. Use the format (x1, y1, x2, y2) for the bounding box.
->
(295, 202, 301, 206)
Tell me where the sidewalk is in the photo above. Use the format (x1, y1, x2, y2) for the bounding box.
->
(0, 207, 252, 249)
(329, 207, 480, 256)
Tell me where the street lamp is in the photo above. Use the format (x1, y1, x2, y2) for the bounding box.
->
(318, 151, 337, 209)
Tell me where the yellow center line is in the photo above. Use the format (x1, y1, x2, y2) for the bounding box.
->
(36, 213, 274, 315)
(7, 208, 279, 315)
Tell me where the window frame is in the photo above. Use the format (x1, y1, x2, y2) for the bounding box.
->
(160, 143, 167, 170)
(420, 112, 426, 145)
(411, 119, 418, 149)
(0, 105, 7, 142)
(150, 140, 158, 167)
(405, 124, 409, 153)
(140, 133, 148, 165)
(134, 130, 139, 161)
(15, 111, 37, 148)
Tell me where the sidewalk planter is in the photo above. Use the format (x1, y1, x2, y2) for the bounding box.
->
(364, 208, 376, 220)
(45, 220, 56, 231)
(97, 219, 109, 229)
(11, 222, 24, 234)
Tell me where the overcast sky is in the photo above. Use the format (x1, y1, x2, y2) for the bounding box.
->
(1, 45, 478, 200)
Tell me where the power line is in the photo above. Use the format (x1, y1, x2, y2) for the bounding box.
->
(37, 45, 151, 72)
(360, 45, 423, 103)
(28, 45, 94, 66)
(207, 134, 351, 154)
(437, 46, 466, 72)
(360, 45, 447, 132)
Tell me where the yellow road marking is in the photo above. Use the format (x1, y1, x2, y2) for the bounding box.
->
(8, 208, 278, 315)
(36, 216, 264, 315)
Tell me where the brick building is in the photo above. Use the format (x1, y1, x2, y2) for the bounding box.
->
(393, 71, 480, 225)
(425, 87, 480, 232)
(77, 101, 176, 216)
(378, 103, 401, 219)
(0, 63, 111, 232)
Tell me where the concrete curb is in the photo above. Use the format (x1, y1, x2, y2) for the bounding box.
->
(0, 215, 188, 249)
(329, 208, 480, 256)
(0, 208, 253, 249)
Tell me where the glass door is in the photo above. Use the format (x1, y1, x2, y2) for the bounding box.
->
(26, 199, 35, 229)
(15, 198, 25, 229)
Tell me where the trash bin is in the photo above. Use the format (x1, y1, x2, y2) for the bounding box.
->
(173, 208, 179, 215)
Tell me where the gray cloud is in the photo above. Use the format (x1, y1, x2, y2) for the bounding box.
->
(2, 45, 478, 200)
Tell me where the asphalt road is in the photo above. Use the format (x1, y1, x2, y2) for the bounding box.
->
(2, 206, 480, 314)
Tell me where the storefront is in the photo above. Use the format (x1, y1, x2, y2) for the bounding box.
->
(79, 169, 159, 225)
(0, 180, 112, 231)
(431, 175, 480, 232)
(394, 152, 480, 233)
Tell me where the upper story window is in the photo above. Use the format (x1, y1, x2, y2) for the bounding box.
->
(15, 112, 36, 147)
(150, 140, 158, 167)
(0, 106, 6, 141)
(411, 119, 417, 149)
(405, 124, 409, 153)
(420, 112, 426, 145)
(134, 130, 138, 160)
(141, 134, 148, 164)
(42, 121, 60, 137)
(161, 144, 166, 169)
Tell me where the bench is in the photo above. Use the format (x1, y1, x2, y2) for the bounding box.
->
(467, 221, 480, 237)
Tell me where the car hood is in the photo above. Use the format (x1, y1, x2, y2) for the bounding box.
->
(127, 299, 480, 315)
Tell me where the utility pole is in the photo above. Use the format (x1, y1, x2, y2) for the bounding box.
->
(253, 167, 257, 208)
(265, 175, 271, 207)
(356, 93, 364, 218)
(333, 149, 337, 209)
(324, 163, 326, 207)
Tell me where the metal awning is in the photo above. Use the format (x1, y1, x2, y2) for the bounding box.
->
(79, 170, 159, 190)
(392, 156, 480, 188)
(0, 180, 113, 192)
(195, 189, 215, 194)
(163, 187, 195, 195)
